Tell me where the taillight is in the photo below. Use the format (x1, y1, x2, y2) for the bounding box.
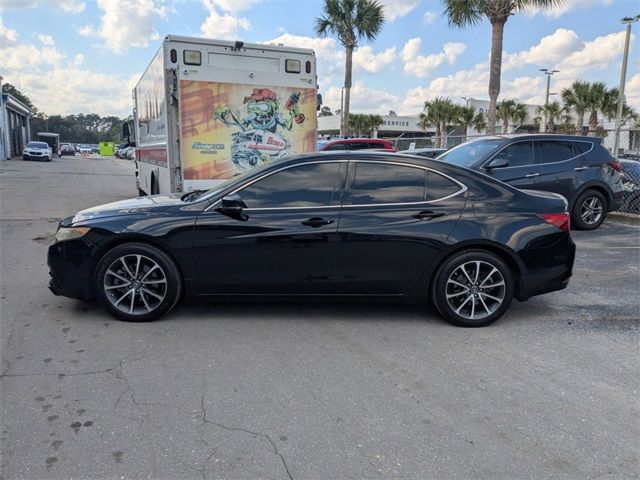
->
(608, 160, 621, 172)
(538, 212, 570, 233)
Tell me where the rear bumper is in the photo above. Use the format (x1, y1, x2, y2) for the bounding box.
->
(516, 235, 576, 301)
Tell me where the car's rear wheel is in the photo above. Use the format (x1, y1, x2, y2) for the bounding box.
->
(431, 250, 514, 327)
(94, 243, 182, 322)
(572, 190, 606, 230)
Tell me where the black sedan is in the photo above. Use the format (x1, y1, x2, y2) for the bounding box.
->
(48, 152, 575, 327)
(437, 135, 625, 230)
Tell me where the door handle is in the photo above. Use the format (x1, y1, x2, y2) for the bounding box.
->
(525, 173, 540, 178)
(412, 210, 446, 220)
(574, 166, 587, 171)
(301, 217, 334, 228)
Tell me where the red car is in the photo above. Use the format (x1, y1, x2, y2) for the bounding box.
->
(319, 138, 395, 151)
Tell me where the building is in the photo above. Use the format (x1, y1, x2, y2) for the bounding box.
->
(0, 90, 33, 161)
(317, 114, 433, 139)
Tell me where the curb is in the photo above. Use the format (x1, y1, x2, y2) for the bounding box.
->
(608, 212, 640, 226)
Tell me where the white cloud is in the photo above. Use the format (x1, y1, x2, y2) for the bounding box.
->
(0, 0, 85, 13)
(72, 53, 84, 67)
(625, 74, 640, 112)
(353, 46, 396, 73)
(503, 28, 582, 71)
(37, 33, 54, 46)
(526, 0, 613, 18)
(200, 0, 250, 40)
(80, 0, 167, 54)
(206, 0, 260, 13)
(401, 37, 466, 77)
(58, 0, 85, 14)
(324, 81, 401, 115)
(422, 11, 437, 24)
(0, 17, 18, 46)
(379, 0, 420, 21)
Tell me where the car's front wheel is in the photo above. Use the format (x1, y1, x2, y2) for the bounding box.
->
(572, 190, 606, 230)
(94, 243, 182, 322)
(431, 250, 514, 327)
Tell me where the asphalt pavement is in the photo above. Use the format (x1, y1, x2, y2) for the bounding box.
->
(1, 155, 638, 479)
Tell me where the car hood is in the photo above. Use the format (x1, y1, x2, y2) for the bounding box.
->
(71, 194, 186, 223)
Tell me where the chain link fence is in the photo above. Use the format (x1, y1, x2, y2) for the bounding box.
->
(387, 129, 640, 215)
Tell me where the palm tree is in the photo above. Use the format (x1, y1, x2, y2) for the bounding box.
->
(318, 106, 334, 117)
(442, 0, 564, 134)
(316, 0, 385, 137)
(561, 80, 590, 132)
(577, 82, 618, 135)
(534, 101, 567, 132)
(348, 113, 383, 136)
(496, 99, 527, 133)
(455, 105, 485, 136)
(421, 97, 458, 147)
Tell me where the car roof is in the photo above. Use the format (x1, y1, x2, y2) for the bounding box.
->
(466, 134, 601, 142)
(325, 138, 391, 143)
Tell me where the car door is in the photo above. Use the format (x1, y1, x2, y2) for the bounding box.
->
(335, 160, 467, 295)
(482, 140, 539, 189)
(192, 161, 347, 296)
(532, 140, 582, 201)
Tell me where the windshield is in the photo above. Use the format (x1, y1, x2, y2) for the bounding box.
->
(438, 139, 504, 167)
(27, 142, 48, 149)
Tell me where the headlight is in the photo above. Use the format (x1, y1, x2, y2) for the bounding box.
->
(55, 226, 91, 243)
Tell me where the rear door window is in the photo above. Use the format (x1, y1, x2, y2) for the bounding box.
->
(537, 140, 576, 163)
(347, 162, 426, 205)
(572, 141, 592, 154)
(426, 171, 461, 201)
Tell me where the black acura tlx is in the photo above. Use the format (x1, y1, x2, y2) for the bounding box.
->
(48, 152, 575, 327)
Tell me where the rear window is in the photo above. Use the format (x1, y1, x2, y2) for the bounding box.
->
(426, 171, 461, 201)
(572, 141, 592, 154)
(349, 142, 371, 150)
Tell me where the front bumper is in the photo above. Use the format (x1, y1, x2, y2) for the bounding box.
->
(23, 153, 47, 160)
(47, 239, 97, 301)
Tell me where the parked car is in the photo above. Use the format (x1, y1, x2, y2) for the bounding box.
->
(91, 144, 99, 154)
(48, 152, 575, 327)
(437, 134, 625, 230)
(23, 141, 52, 161)
(319, 138, 396, 151)
(619, 158, 640, 214)
(60, 144, 76, 156)
(79, 144, 93, 155)
(406, 147, 448, 159)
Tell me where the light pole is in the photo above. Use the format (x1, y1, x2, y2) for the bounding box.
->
(539, 68, 559, 132)
(613, 15, 639, 156)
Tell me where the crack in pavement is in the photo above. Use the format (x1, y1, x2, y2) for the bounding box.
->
(200, 393, 293, 480)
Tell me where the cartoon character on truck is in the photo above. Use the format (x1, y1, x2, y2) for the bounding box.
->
(214, 87, 306, 170)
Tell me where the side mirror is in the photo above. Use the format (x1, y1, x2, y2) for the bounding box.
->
(485, 156, 510, 170)
(217, 194, 247, 220)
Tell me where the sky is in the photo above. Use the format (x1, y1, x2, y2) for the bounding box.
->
(0, 0, 638, 118)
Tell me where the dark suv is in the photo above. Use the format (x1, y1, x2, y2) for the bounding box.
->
(437, 135, 624, 230)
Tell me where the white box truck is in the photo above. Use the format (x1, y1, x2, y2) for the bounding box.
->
(132, 35, 319, 195)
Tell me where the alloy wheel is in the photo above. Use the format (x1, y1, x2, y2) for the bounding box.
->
(580, 196, 603, 225)
(103, 254, 167, 315)
(445, 260, 506, 320)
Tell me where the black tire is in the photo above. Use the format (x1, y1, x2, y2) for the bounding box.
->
(572, 190, 607, 230)
(94, 242, 182, 322)
(150, 174, 159, 195)
(431, 250, 514, 328)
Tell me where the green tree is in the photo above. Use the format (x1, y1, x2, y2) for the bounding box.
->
(496, 99, 527, 133)
(455, 105, 486, 136)
(1, 83, 38, 113)
(348, 113, 383, 136)
(442, 0, 564, 134)
(316, 0, 385, 136)
(534, 100, 567, 132)
(565, 82, 618, 135)
(420, 97, 458, 147)
(561, 80, 590, 131)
